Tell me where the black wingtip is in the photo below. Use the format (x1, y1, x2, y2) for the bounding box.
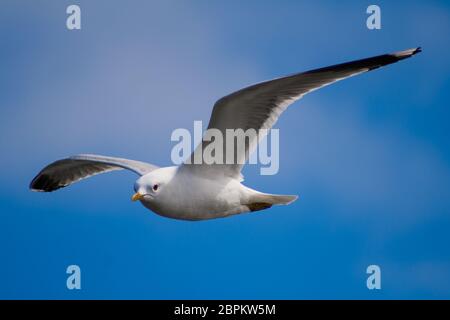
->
(29, 173, 63, 192)
(29, 177, 40, 191)
(391, 47, 422, 60)
(29, 174, 47, 192)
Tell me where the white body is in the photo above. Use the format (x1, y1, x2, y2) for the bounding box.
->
(135, 166, 288, 220)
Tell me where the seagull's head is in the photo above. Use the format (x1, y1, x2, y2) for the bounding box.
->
(131, 167, 177, 204)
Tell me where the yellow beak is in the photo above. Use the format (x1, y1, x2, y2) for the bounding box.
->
(131, 192, 144, 202)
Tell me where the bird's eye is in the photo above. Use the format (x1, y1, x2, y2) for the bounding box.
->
(152, 184, 159, 191)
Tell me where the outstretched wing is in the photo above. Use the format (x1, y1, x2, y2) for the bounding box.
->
(183, 47, 421, 179)
(30, 154, 158, 192)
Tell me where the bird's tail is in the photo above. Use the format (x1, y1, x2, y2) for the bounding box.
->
(245, 191, 298, 212)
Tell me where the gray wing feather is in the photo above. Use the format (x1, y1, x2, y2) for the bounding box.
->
(30, 154, 158, 192)
(184, 47, 421, 179)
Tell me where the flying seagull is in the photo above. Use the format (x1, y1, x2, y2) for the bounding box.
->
(30, 48, 421, 220)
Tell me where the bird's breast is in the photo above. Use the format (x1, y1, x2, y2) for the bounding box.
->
(141, 175, 243, 220)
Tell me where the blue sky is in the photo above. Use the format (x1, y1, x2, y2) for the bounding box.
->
(1, 0, 450, 299)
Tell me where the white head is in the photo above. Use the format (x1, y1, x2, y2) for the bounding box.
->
(131, 167, 177, 204)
